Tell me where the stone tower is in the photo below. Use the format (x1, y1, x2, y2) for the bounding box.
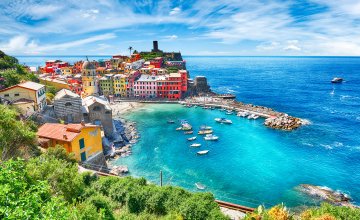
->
(82, 59, 98, 97)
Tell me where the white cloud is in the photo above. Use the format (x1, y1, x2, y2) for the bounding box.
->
(256, 41, 280, 51)
(164, 35, 178, 41)
(1, 33, 116, 54)
(169, 7, 181, 16)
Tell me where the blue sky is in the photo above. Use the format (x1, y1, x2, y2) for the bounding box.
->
(1, 0, 360, 56)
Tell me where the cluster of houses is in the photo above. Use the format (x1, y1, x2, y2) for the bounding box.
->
(0, 41, 198, 165)
(36, 41, 188, 100)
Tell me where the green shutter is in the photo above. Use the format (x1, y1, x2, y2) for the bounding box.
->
(79, 138, 85, 149)
(81, 152, 86, 162)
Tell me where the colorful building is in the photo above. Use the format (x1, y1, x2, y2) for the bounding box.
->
(60, 67, 73, 75)
(42, 60, 69, 74)
(37, 123, 103, 162)
(99, 74, 114, 95)
(133, 75, 158, 98)
(150, 57, 163, 68)
(81, 60, 99, 97)
(0, 81, 46, 110)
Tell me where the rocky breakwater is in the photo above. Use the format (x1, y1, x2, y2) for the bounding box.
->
(297, 184, 356, 208)
(264, 114, 309, 131)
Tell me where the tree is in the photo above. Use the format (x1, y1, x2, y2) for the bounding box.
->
(0, 160, 72, 219)
(26, 147, 84, 202)
(0, 104, 37, 161)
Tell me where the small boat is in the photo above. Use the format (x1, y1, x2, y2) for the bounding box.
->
(182, 123, 193, 131)
(226, 110, 233, 115)
(237, 111, 249, 117)
(198, 130, 213, 135)
(197, 150, 209, 155)
(331, 77, 343, 83)
(187, 136, 197, 141)
(215, 118, 232, 124)
(195, 182, 206, 190)
(184, 131, 194, 134)
(220, 108, 226, 111)
(248, 114, 259, 120)
(204, 134, 219, 141)
(200, 125, 212, 130)
(190, 143, 201, 147)
(176, 127, 182, 131)
(167, 119, 175, 124)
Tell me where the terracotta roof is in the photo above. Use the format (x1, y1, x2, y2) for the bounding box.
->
(11, 98, 35, 104)
(37, 123, 99, 142)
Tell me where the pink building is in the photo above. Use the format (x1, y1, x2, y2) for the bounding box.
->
(133, 74, 158, 98)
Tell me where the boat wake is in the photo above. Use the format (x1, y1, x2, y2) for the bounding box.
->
(320, 142, 344, 150)
(340, 95, 360, 101)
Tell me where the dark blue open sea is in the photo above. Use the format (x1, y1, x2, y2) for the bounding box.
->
(18, 56, 360, 208)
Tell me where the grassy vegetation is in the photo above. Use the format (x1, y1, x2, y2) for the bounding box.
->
(139, 52, 164, 61)
(0, 50, 38, 89)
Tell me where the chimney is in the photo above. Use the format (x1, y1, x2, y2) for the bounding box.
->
(153, 41, 158, 52)
(81, 120, 85, 126)
(63, 134, 68, 140)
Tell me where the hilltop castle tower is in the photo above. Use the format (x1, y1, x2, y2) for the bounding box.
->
(82, 59, 98, 97)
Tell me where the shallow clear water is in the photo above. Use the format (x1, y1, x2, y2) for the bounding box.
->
(17, 55, 360, 207)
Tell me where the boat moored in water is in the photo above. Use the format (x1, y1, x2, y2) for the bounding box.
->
(184, 131, 194, 134)
(197, 150, 209, 155)
(188, 136, 197, 141)
(215, 118, 233, 124)
(195, 182, 206, 190)
(167, 119, 175, 124)
(204, 134, 219, 141)
(198, 129, 213, 135)
(200, 125, 212, 130)
(331, 77, 343, 83)
(190, 143, 201, 147)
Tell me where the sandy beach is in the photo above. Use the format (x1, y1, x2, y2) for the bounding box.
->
(110, 101, 145, 116)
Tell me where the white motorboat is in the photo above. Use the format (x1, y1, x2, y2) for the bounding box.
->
(190, 143, 201, 147)
(197, 150, 209, 155)
(198, 129, 213, 135)
(331, 77, 343, 83)
(226, 110, 233, 115)
(215, 118, 232, 124)
(176, 127, 182, 131)
(204, 134, 219, 141)
(187, 136, 197, 141)
(184, 130, 194, 134)
(195, 182, 206, 190)
(200, 125, 212, 130)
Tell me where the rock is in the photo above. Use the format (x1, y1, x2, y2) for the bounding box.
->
(297, 184, 355, 207)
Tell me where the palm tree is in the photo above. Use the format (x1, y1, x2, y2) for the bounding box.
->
(128, 46, 133, 56)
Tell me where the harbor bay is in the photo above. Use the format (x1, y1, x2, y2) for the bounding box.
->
(111, 56, 360, 207)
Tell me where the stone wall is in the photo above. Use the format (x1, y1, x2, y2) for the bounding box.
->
(54, 96, 83, 123)
(84, 102, 114, 137)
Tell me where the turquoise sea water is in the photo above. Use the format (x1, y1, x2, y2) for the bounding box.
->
(17, 56, 360, 207)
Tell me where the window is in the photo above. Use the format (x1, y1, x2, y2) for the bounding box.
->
(93, 106, 101, 111)
(4, 94, 9, 97)
(14, 93, 19, 96)
(65, 102, 72, 107)
(79, 138, 85, 149)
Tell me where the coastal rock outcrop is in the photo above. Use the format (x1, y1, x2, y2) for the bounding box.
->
(264, 114, 306, 131)
(297, 184, 355, 207)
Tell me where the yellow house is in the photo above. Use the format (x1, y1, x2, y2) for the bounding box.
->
(113, 74, 122, 96)
(37, 122, 104, 162)
(39, 77, 71, 90)
(60, 67, 73, 75)
(120, 75, 127, 97)
(0, 81, 46, 110)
